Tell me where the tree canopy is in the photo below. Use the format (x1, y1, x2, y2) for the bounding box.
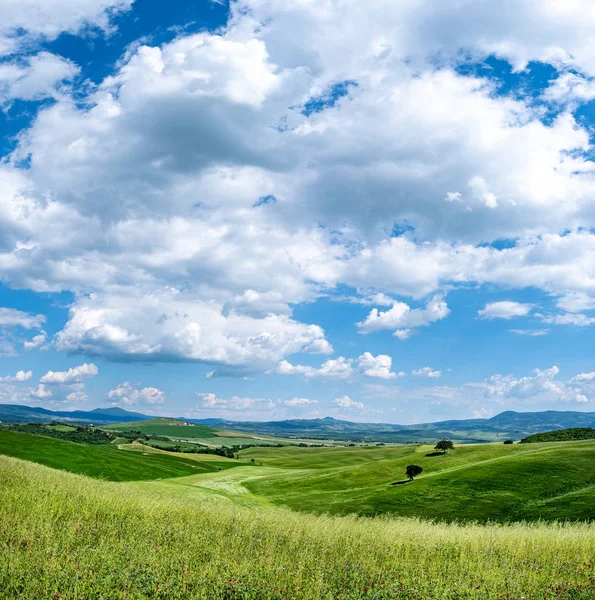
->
(406, 465, 423, 480)
(434, 439, 454, 453)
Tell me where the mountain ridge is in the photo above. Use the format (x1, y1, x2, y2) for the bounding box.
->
(2, 404, 595, 442)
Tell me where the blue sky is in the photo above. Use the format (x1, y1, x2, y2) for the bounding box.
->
(2, 0, 595, 423)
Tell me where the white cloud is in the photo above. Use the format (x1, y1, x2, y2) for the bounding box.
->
(276, 357, 354, 380)
(539, 313, 595, 327)
(478, 301, 534, 320)
(0, 308, 45, 330)
(276, 352, 398, 380)
(108, 382, 165, 406)
(357, 352, 397, 380)
(66, 390, 89, 403)
(0, 52, 79, 104)
(284, 397, 318, 407)
(4, 0, 595, 377)
(484, 366, 588, 404)
(555, 292, 595, 313)
(0, 0, 133, 56)
(509, 329, 549, 336)
(40, 362, 98, 384)
(357, 296, 450, 336)
(569, 372, 595, 383)
(0, 370, 32, 382)
(24, 332, 48, 350)
(331, 396, 365, 411)
(412, 367, 442, 379)
(53, 290, 331, 374)
(31, 383, 51, 399)
(543, 73, 595, 106)
(196, 392, 275, 411)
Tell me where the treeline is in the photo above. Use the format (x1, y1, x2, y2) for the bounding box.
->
(143, 441, 286, 458)
(115, 430, 171, 442)
(1, 423, 114, 445)
(520, 427, 595, 444)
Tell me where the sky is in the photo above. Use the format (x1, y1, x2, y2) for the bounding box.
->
(3, 1, 595, 424)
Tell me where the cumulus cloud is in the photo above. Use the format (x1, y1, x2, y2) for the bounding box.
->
(484, 366, 588, 404)
(108, 382, 165, 406)
(412, 367, 442, 379)
(40, 362, 98, 384)
(357, 296, 450, 336)
(196, 392, 275, 411)
(0, 0, 133, 56)
(0, 370, 32, 382)
(0, 308, 45, 330)
(276, 357, 354, 380)
(31, 383, 51, 399)
(4, 0, 595, 380)
(478, 301, 534, 320)
(331, 396, 365, 411)
(0, 52, 79, 104)
(24, 332, 48, 350)
(284, 397, 318, 407)
(357, 352, 397, 380)
(53, 290, 332, 373)
(276, 352, 398, 380)
(66, 390, 89, 403)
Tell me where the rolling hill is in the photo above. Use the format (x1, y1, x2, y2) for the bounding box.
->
(3, 455, 594, 600)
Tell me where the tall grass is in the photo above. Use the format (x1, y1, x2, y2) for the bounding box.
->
(1, 455, 594, 599)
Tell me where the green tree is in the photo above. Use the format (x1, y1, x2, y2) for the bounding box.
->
(405, 465, 423, 480)
(434, 439, 454, 454)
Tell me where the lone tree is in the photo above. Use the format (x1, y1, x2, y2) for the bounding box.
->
(405, 464, 423, 481)
(434, 439, 454, 454)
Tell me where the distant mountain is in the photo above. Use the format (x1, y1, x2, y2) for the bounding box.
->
(3, 404, 595, 443)
(0, 404, 152, 425)
(187, 411, 595, 443)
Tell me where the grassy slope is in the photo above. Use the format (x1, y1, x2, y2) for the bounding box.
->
(0, 430, 239, 481)
(234, 441, 595, 522)
(3, 430, 595, 522)
(2, 455, 595, 600)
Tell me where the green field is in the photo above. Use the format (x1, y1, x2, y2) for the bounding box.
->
(0, 430, 241, 481)
(232, 440, 595, 521)
(2, 455, 595, 599)
(106, 417, 217, 439)
(3, 431, 595, 598)
(105, 417, 297, 447)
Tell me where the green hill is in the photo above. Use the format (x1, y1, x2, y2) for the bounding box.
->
(520, 427, 595, 443)
(0, 430, 237, 481)
(1, 455, 595, 600)
(232, 441, 595, 522)
(3, 429, 595, 522)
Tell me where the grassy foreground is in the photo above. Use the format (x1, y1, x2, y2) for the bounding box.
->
(2, 455, 595, 600)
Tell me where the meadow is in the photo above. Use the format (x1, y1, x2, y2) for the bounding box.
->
(2, 454, 595, 600)
(3, 429, 595, 598)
